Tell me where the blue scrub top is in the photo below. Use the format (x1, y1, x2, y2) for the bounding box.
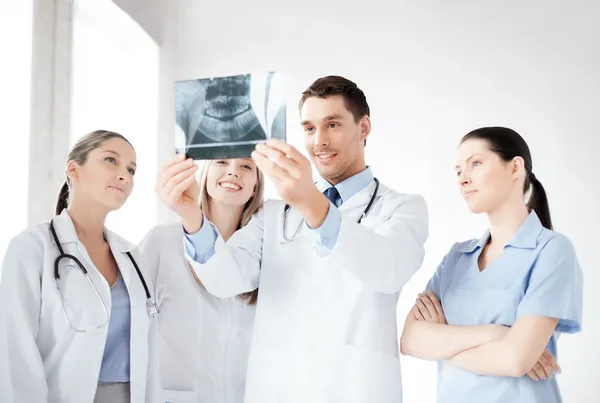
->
(427, 211, 583, 403)
(98, 271, 131, 382)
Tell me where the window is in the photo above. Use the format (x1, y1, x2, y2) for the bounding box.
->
(71, 0, 159, 244)
(0, 0, 32, 271)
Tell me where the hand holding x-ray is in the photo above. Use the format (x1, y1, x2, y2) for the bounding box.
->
(251, 138, 330, 228)
(155, 153, 203, 233)
(174, 72, 286, 160)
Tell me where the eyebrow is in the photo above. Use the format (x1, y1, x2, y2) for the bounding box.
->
(455, 153, 483, 170)
(102, 150, 137, 167)
(300, 114, 345, 126)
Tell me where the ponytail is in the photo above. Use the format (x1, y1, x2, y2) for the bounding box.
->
(527, 174, 553, 230)
(56, 181, 69, 215)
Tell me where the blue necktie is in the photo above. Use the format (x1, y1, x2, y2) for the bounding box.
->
(324, 187, 340, 206)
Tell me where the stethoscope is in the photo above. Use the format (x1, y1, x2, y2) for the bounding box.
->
(50, 219, 159, 333)
(281, 178, 380, 243)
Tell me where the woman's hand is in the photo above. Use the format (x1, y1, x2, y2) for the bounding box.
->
(155, 154, 202, 233)
(413, 291, 447, 324)
(527, 349, 562, 381)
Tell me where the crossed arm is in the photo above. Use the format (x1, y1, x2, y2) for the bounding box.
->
(400, 291, 561, 380)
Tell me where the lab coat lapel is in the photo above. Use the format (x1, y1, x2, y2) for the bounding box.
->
(52, 210, 112, 309)
(338, 180, 384, 215)
(104, 230, 136, 300)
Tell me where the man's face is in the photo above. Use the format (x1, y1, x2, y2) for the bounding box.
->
(300, 95, 369, 183)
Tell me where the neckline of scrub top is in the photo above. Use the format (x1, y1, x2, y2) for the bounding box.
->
(460, 211, 545, 276)
(456, 210, 544, 255)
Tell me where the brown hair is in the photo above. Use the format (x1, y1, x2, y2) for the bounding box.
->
(55, 130, 132, 215)
(299, 75, 370, 121)
(299, 75, 370, 145)
(189, 159, 265, 305)
(461, 127, 553, 230)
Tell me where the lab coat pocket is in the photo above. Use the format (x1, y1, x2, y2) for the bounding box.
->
(341, 345, 402, 403)
(444, 287, 520, 326)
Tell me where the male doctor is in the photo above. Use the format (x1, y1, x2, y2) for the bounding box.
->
(157, 75, 429, 402)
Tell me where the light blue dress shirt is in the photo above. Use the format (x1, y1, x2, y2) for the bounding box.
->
(426, 211, 583, 403)
(98, 272, 131, 382)
(310, 166, 374, 255)
(184, 167, 375, 261)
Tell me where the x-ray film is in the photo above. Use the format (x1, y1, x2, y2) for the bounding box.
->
(174, 71, 286, 159)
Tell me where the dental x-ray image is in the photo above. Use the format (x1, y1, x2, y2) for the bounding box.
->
(174, 71, 286, 159)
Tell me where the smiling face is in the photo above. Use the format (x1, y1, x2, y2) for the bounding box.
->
(204, 158, 258, 206)
(67, 137, 137, 212)
(301, 94, 370, 184)
(455, 138, 525, 214)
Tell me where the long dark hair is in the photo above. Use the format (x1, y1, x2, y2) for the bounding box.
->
(461, 127, 553, 230)
(55, 130, 132, 215)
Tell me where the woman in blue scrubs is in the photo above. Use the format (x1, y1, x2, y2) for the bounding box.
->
(400, 126, 583, 403)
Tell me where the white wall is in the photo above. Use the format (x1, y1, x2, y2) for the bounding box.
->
(70, 0, 160, 244)
(113, 0, 164, 44)
(162, 0, 600, 401)
(27, 0, 73, 226)
(0, 0, 33, 269)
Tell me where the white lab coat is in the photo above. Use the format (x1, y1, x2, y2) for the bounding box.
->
(139, 223, 256, 403)
(0, 209, 161, 403)
(187, 180, 429, 403)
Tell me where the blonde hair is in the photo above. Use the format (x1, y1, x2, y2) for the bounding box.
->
(190, 159, 265, 305)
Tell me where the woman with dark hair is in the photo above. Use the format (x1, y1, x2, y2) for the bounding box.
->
(0, 130, 160, 403)
(401, 127, 583, 402)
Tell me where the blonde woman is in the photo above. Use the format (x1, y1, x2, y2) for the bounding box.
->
(140, 156, 264, 403)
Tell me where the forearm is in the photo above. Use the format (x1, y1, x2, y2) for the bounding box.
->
(182, 208, 204, 235)
(185, 237, 260, 298)
(328, 217, 426, 293)
(326, 195, 428, 293)
(401, 321, 501, 361)
(446, 337, 524, 377)
(184, 211, 264, 298)
(183, 217, 217, 264)
(447, 317, 558, 377)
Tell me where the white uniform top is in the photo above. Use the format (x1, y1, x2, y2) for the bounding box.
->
(0, 209, 160, 403)
(187, 180, 429, 403)
(139, 224, 256, 403)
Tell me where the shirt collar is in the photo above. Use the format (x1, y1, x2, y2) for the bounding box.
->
(315, 166, 374, 204)
(53, 209, 135, 253)
(457, 210, 544, 253)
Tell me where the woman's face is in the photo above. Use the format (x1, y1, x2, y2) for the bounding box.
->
(205, 158, 258, 206)
(68, 137, 137, 212)
(455, 138, 522, 214)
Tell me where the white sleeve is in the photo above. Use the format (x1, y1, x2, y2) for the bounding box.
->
(138, 226, 168, 307)
(325, 194, 429, 294)
(0, 232, 48, 402)
(184, 205, 265, 298)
